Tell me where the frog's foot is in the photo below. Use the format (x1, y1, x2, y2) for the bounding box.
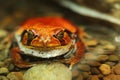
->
(67, 57, 80, 69)
(11, 47, 33, 68)
(14, 61, 33, 68)
(58, 57, 80, 69)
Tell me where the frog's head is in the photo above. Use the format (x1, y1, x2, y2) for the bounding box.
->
(15, 17, 77, 52)
(20, 26, 72, 49)
(15, 17, 77, 58)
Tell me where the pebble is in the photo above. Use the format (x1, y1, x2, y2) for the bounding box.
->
(4, 58, 12, 66)
(103, 74, 120, 80)
(23, 62, 72, 80)
(91, 47, 107, 55)
(0, 61, 5, 67)
(105, 62, 116, 67)
(97, 55, 109, 61)
(7, 72, 23, 80)
(108, 55, 119, 62)
(76, 74, 83, 80)
(99, 64, 111, 75)
(0, 55, 6, 61)
(86, 61, 101, 67)
(91, 68, 100, 75)
(85, 40, 98, 47)
(8, 64, 15, 71)
(0, 67, 9, 74)
(80, 60, 101, 67)
(0, 76, 8, 80)
(81, 72, 90, 79)
(90, 44, 115, 55)
(103, 44, 116, 52)
(99, 40, 113, 45)
(0, 29, 8, 38)
(72, 70, 80, 78)
(112, 63, 120, 75)
(87, 75, 99, 80)
(100, 40, 116, 50)
(90, 75, 99, 80)
(98, 74, 104, 79)
(85, 53, 97, 60)
(77, 64, 90, 72)
(85, 53, 108, 61)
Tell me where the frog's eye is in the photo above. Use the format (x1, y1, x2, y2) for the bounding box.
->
(53, 30, 64, 39)
(53, 30, 66, 46)
(21, 30, 37, 45)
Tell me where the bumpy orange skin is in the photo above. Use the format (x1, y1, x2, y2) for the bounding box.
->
(16, 17, 76, 47)
(11, 17, 85, 68)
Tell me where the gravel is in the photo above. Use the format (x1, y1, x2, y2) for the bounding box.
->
(0, 1, 120, 80)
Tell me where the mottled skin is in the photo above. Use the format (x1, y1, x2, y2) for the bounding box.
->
(11, 17, 85, 68)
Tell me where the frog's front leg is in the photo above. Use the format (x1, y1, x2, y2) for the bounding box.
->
(10, 47, 33, 68)
(61, 40, 85, 69)
(68, 41, 85, 69)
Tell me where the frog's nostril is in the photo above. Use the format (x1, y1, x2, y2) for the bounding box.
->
(39, 36, 51, 44)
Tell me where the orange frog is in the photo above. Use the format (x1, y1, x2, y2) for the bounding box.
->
(11, 17, 85, 68)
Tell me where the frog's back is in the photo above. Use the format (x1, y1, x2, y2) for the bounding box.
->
(21, 17, 77, 33)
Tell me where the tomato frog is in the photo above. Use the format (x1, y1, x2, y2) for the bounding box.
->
(11, 17, 85, 68)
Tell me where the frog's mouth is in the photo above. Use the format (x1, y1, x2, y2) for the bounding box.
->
(19, 42, 72, 58)
(15, 34, 74, 58)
